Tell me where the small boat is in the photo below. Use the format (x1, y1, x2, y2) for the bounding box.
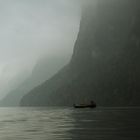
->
(73, 101, 96, 108)
(74, 104, 96, 108)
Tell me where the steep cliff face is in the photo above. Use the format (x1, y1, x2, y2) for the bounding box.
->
(21, 0, 140, 106)
(0, 55, 69, 106)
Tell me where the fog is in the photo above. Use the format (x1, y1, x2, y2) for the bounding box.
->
(0, 0, 81, 99)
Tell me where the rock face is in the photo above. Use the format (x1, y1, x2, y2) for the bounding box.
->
(0, 55, 69, 106)
(20, 0, 140, 106)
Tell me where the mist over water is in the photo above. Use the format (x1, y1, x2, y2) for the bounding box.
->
(0, 1, 140, 139)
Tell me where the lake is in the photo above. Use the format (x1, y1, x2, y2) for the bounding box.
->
(0, 107, 139, 140)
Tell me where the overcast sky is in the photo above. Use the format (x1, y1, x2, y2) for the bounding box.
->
(0, 0, 81, 98)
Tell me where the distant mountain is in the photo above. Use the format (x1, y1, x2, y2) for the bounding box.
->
(21, 0, 140, 106)
(0, 54, 70, 106)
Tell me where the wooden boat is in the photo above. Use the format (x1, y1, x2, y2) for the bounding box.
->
(73, 101, 96, 108)
(74, 104, 96, 108)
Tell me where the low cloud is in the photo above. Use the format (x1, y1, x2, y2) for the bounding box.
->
(0, 0, 81, 98)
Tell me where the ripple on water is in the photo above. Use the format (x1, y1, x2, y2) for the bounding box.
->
(0, 107, 139, 140)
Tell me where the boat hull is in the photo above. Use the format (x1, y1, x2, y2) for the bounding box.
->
(74, 105, 96, 108)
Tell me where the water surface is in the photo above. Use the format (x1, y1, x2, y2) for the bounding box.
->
(0, 107, 139, 140)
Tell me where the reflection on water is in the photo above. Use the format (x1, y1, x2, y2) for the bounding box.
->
(0, 107, 139, 140)
(69, 107, 140, 140)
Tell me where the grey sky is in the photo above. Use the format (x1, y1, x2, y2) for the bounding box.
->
(0, 0, 81, 98)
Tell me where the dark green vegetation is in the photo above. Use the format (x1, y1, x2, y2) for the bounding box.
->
(21, 0, 140, 106)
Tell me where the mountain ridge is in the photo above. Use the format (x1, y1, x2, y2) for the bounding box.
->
(21, 0, 140, 106)
(0, 54, 69, 106)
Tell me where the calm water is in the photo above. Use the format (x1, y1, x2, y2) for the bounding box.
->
(0, 107, 139, 140)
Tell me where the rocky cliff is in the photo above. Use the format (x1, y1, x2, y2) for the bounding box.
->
(0, 54, 69, 106)
(20, 0, 140, 106)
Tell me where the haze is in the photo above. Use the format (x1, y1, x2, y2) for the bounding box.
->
(0, 0, 81, 99)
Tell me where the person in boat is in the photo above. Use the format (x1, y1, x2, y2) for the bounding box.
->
(90, 100, 96, 107)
